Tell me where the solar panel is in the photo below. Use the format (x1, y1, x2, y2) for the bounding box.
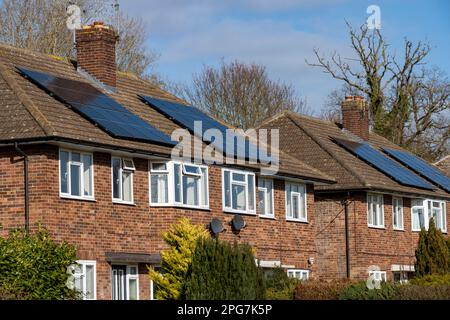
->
(383, 148, 450, 192)
(140, 95, 268, 161)
(17, 67, 175, 146)
(333, 137, 435, 190)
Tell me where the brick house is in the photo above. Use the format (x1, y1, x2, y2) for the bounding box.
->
(259, 96, 450, 282)
(435, 155, 450, 176)
(0, 23, 335, 300)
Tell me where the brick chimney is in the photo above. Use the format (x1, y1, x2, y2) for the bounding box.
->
(75, 22, 117, 88)
(341, 95, 369, 140)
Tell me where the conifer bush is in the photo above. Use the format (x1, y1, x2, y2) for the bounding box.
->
(148, 218, 208, 300)
(181, 238, 266, 300)
(414, 218, 449, 277)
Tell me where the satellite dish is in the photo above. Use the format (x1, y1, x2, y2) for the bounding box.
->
(210, 218, 223, 235)
(231, 214, 245, 232)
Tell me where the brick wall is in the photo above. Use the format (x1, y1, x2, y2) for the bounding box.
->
(0, 144, 317, 299)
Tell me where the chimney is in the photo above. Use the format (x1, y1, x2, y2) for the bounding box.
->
(341, 95, 369, 140)
(75, 22, 118, 88)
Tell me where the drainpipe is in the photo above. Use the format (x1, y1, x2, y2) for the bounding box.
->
(14, 142, 29, 234)
(343, 194, 350, 278)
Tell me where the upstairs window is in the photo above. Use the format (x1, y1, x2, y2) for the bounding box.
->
(150, 161, 208, 209)
(258, 178, 274, 218)
(285, 182, 307, 222)
(367, 193, 384, 228)
(222, 169, 255, 214)
(112, 157, 135, 203)
(60, 149, 94, 199)
(412, 199, 446, 232)
(392, 197, 404, 230)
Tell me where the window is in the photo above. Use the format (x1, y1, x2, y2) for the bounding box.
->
(392, 197, 404, 230)
(258, 178, 274, 218)
(60, 150, 94, 199)
(73, 260, 96, 300)
(285, 182, 307, 222)
(150, 267, 162, 300)
(368, 270, 387, 282)
(412, 199, 447, 232)
(112, 265, 139, 300)
(429, 200, 447, 232)
(150, 161, 208, 209)
(367, 193, 384, 228)
(393, 271, 413, 284)
(222, 169, 256, 214)
(287, 269, 309, 281)
(112, 157, 135, 203)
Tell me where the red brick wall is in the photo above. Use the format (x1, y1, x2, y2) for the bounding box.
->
(0, 144, 317, 299)
(315, 191, 449, 281)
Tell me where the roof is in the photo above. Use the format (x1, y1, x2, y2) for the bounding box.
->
(0, 43, 333, 184)
(258, 110, 450, 199)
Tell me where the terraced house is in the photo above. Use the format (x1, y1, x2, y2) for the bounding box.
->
(259, 96, 450, 282)
(0, 22, 335, 300)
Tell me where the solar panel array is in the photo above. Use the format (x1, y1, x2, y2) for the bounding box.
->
(383, 148, 450, 192)
(333, 137, 435, 190)
(17, 67, 175, 146)
(140, 95, 267, 161)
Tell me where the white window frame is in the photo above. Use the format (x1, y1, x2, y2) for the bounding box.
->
(112, 157, 135, 204)
(126, 265, 139, 301)
(149, 161, 209, 210)
(369, 270, 387, 282)
(412, 198, 447, 233)
(222, 168, 256, 215)
(258, 178, 275, 218)
(285, 182, 307, 222)
(367, 193, 384, 228)
(73, 260, 96, 300)
(392, 197, 404, 230)
(59, 149, 95, 200)
(287, 269, 309, 281)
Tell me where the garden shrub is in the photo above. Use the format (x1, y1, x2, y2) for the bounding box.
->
(338, 281, 398, 300)
(409, 274, 450, 286)
(181, 238, 265, 300)
(295, 279, 355, 300)
(264, 267, 297, 300)
(148, 218, 208, 300)
(396, 284, 450, 300)
(0, 228, 78, 300)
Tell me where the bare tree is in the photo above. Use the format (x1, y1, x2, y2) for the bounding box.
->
(0, 0, 157, 77)
(175, 60, 309, 129)
(309, 23, 449, 160)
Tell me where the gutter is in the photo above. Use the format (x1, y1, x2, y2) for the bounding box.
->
(14, 142, 29, 233)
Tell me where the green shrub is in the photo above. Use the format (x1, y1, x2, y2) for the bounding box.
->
(338, 281, 398, 300)
(0, 228, 78, 300)
(396, 285, 450, 300)
(181, 238, 265, 300)
(295, 279, 355, 300)
(409, 274, 450, 286)
(415, 218, 449, 276)
(264, 267, 297, 300)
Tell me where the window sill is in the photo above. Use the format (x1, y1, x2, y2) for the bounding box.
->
(393, 227, 405, 232)
(223, 209, 256, 216)
(368, 225, 385, 229)
(113, 200, 136, 206)
(60, 195, 96, 202)
(150, 203, 210, 211)
(259, 215, 276, 220)
(286, 218, 308, 224)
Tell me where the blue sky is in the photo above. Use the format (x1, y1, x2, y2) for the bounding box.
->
(117, 1, 447, 114)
